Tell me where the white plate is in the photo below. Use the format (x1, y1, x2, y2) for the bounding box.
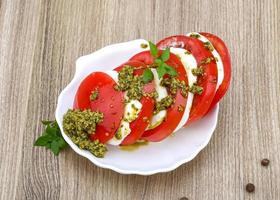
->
(55, 39, 219, 175)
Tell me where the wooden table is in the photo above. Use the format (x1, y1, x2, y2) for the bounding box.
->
(1, 0, 279, 199)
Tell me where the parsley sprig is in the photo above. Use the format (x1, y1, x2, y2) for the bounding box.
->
(142, 41, 177, 83)
(34, 120, 68, 155)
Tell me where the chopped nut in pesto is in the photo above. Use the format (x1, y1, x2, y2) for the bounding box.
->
(154, 95, 174, 114)
(189, 33, 200, 38)
(63, 109, 107, 158)
(192, 67, 204, 76)
(161, 77, 188, 98)
(90, 89, 99, 101)
(203, 41, 214, 51)
(189, 84, 203, 95)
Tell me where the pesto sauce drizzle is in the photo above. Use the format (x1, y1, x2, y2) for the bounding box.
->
(189, 33, 200, 38)
(191, 67, 204, 76)
(63, 109, 107, 158)
(203, 41, 214, 51)
(154, 95, 174, 114)
(90, 89, 99, 101)
(115, 66, 144, 100)
(189, 84, 203, 95)
(161, 77, 188, 98)
(115, 65, 157, 101)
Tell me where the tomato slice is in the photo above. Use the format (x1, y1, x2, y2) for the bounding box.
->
(73, 72, 125, 143)
(200, 32, 231, 110)
(130, 51, 189, 142)
(114, 61, 156, 145)
(156, 35, 218, 125)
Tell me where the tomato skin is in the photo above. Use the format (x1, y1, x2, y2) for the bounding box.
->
(130, 51, 189, 142)
(74, 72, 125, 143)
(156, 35, 218, 125)
(200, 32, 231, 110)
(114, 61, 156, 145)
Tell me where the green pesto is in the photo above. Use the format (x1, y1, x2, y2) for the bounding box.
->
(189, 84, 204, 95)
(189, 33, 200, 38)
(90, 89, 99, 101)
(161, 77, 188, 98)
(115, 128, 122, 140)
(203, 41, 214, 51)
(200, 57, 215, 65)
(63, 109, 107, 158)
(184, 50, 191, 55)
(192, 67, 204, 76)
(143, 91, 159, 100)
(115, 66, 143, 100)
(154, 95, 174, 114)
(116, 65, 156, 100)
(115, 65, 134, 91)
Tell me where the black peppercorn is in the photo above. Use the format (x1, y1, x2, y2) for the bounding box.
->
(261, 158, 270, 166)
(246, 183, 255, 193)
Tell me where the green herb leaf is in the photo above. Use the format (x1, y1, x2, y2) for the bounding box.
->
(149, 41, 158, 57)
(51, 140, 60, 155)
(34, 120, 68, 155)
(41, 120, 53, 126)
(162, 63, 177, 76)
(142, 68, 154, 83)
(160, 47, 170, 62)
(155, 58, 163, 65)
(34, 135, 52, 146)
(157, 64, 166, 79)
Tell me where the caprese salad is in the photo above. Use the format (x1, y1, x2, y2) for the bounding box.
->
(62, 32, 231, 158)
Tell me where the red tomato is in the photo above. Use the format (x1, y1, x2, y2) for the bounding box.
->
(130, 51, 189, 142)
(73, 72, 125, 143)
(200, 32, 231, 110)
(114, 61, 156, 145)
(156, 35, 218, 125)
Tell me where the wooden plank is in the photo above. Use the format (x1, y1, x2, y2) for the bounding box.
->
(0, 0, 279, 199)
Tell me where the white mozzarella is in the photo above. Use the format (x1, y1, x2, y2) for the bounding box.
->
(169, 48, 197, 132)
(105, 71, 143, 146)
(186, 32, 224, 90)
(147, 68, 168, 129)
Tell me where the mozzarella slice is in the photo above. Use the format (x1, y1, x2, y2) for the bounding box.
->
(147, 68, 168, 129)
(186, 32, 224, 90)
(105, 71, 143, 146)
(169, 48, 197, 132)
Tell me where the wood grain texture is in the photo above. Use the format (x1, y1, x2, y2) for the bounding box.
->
(0, 0, 279, 199)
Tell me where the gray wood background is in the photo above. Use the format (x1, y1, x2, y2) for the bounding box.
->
(0, 0, 279, 199)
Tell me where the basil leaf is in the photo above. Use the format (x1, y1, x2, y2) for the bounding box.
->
(157, 64, 166, 79)
(34, 120, 68, 155)
(160, 47, 170, 62)
(51, 140, 60, 155)
(155, 58, 162, 65)
(46, 125, 57, 136)
(163, 63, 177, 76)
(34, 135, 52, 146)
(57, 137, 68, 149)
(149, 41, 158, 57)
(41, 120, 54, 126)
(142, 68, 154, 83)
